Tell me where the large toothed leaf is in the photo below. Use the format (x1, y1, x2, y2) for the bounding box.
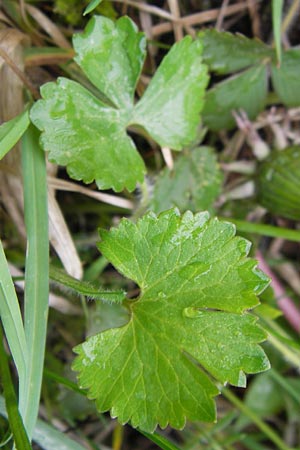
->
(203, 65, 268, 131)
(199, 29, 273, 75)
(73, 15, 146, 109)
(30, 78, 145, 192)
(30, 16, 209, 192)
(132, 37, 209, 150)
(150, 146, 223, 214)
(73, 209, 270, 432)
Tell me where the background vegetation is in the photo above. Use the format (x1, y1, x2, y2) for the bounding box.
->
(0, 1, 300, 449)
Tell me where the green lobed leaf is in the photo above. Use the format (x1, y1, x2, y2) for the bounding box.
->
(30, 16, 208, 192)
(132, 37, 209, 150)
(199, 29, 273, 75)
(73, 208, 270, 432)
(150, 146, 222, 214)
(203, 65, 268, 131)
(30, 77, 145, 192)
(271, 49, 300, 107)
(73, 15, 146, 109)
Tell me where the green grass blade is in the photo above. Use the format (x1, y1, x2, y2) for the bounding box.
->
(0, 109, 30, 160)
(0, 324, 32, 450)
(0, 241, 28, 381)
(83, 0, 103, 15)
(50, 265, 126, 303)
(272, 0, 284, 65)
(0, 396, 87, 450)
(32, 419, 88, 450)
(269, 369, 300, 406)
(18, 125, 49, 439)
(139, 430, 182, 450)
(221, 387, 291, 450)
(221, 218, 300, 242)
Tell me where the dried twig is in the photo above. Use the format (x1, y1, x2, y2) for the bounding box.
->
(48, 177, 134, 210)
(215, 0, 230, 31)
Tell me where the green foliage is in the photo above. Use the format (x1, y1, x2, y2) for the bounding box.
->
(54, 0, 116, 25)
(49, 265, 126, 303)
(150, 146, 222, 214)
(0, 326, 32, 450)
(30, 15, 208, 192)
(0, 109, 30, 160)
(84, 0, 103, 16)
(272, 0, 284, 65)
(203, 65, 268, 131)
(5, 7, 300, 449)
(256, 146, 300, 220)
(200, 29, 300, 130)
(73, 208, 270, 432)
(235, 371, 284, 430)
(199, 29, 273, 74)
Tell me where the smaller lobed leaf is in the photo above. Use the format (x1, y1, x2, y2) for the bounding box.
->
(30, 77, 145, 191)
(150, 146, 223, 214)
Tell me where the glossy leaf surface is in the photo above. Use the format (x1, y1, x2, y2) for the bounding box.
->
(133, 38, 208, 150)
(73, 16, 146, 109)
(199, 29, 273, 75)
(73, 209, 270, 432)
(203, 65, 268, 130)
(150, 147, 222, 213)
(30, 16, 208, 191)
(31, 77, 144, 192)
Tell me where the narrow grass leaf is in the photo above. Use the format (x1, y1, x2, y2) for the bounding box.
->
(33, 419, 88, 450)
(0, 325, 32, 450)
(19, 125, 49, 439)
(269, 369, 300, 406)
(0, 109, 30, 160)
(43, 368, 86, 395)
(222, 387, 291, 450)
(83, 0, 103, 15)
(223, 218, 300, 242)
(50, 265, 126, 303)
(272, 0, 284, 65)
(199, 29, 273, 74)
(0, 241, 28, 381)
(0, 396, 87, 450)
